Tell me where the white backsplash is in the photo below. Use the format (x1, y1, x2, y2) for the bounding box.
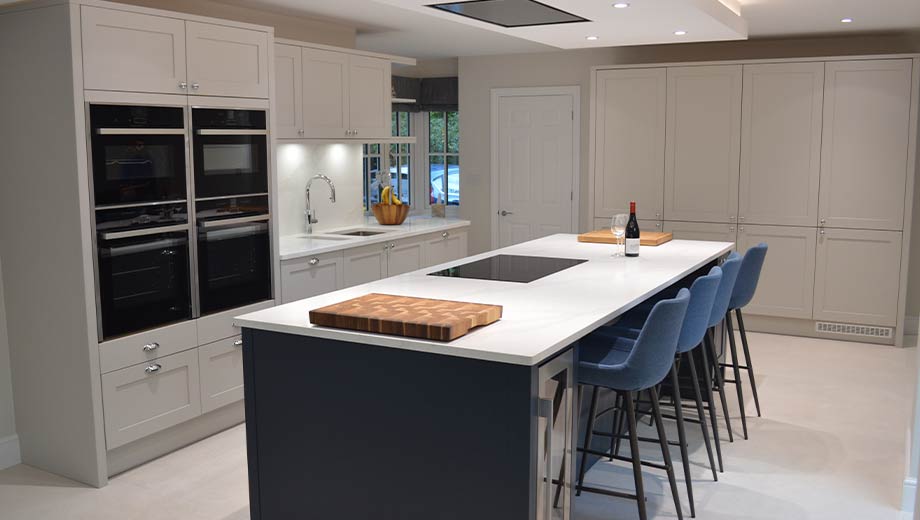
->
(277, 142, 365, 237)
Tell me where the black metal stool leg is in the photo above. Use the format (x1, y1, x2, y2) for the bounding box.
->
(624, 390, 648, 520)
(649, 386, 684, 520)
(686, 350, 718, 481)
(736, 309, 762, 417)
(576, 385, 599, 497)
(613, 392, 627, 458)
(705, 329, 734, 443)
(725, 312, 749, 440)
(609, 392, 623, 461)
(669, 363, 695, 517)
(699, 342, 725, 472)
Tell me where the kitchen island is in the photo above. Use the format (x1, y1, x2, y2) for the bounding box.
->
(236, 234, 733, 520)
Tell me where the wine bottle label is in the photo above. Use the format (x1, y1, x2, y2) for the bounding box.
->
(625, 238, 640, 256)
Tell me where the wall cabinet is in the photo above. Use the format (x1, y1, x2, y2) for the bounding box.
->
(101, 349, 202, 450)
(199, 336, 245, 414)
(739, 63, 824, 227)
(280, 44, 392, 139)
(280, 251, 343, 304)
(737, 225, 816, 319)
(81, 6, 270, 98)
(185, 21, 269, 98)
(819, 59, 913, 231)
(813, 228, 903, 327)
(593, 68, 666, 220)
(664, 65, 742, 224)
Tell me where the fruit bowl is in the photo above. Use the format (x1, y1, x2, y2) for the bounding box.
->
(372, 203, 410, 225)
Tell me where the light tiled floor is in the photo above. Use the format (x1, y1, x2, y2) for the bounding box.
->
(0, 332, 915, 519)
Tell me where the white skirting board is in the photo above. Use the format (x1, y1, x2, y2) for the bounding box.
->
(0, 434, 21, 470)
(903, 477, 917, 513)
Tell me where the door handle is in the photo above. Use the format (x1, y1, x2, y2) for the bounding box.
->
(499, 210, 514, 216)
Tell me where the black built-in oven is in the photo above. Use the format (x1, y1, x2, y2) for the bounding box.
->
(192, 108, 268, 198)
(90, 105, 187, 207)
(95, 204, 193, 340)
(195, 195, 271, 315)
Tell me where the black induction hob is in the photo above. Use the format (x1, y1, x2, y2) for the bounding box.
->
(428, 254, 588, 283)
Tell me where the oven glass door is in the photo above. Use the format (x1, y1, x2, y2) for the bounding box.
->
(197, 219, 271, 315)
(194, 134, 268, 198)
(97, 230, 192, 340)
(93, 133, 188, 206)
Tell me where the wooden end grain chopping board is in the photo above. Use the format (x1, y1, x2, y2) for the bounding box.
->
(578, 229, 673, 246)
(309, 293, 503, 342)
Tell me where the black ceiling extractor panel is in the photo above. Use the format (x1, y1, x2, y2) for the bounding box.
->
(428, 0, 589, 28)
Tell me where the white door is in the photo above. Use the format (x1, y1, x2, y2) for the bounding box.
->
(496, 93, 576, 248)
(185, 22, 269, 98)
(593, 68, 666, 221)
(739, 62, 824, 227)
(274, 44, 303, 139)
(348, 55, 391, 139)
(737, 225, 816, 319)
(664, 65, 743, 223)
(81, 6, 188, 95)
(818, 59, 913, 231)
(302, 48, 350, 139)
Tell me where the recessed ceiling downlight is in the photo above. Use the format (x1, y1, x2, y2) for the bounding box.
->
(613, 2, 630, 8)
(674, 30, 687, 36)
(841, 17, 853, 23)
(586, 35, 599, 41)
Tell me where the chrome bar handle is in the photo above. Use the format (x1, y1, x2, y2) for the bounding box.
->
(142, 342, 159, 352)
(96, 128, 186, 135)
(145, 364, 162, 374)
(196, 129, 268, 136)
(233, 340, 243, 347)
(198, 214, 270, 228)
(101, 223, 190, 241)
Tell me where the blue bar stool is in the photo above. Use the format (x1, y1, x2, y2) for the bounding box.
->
(704, 252, 742, 444)
(597, 266, 724, 518)
(722, 243, 768, 440)
(575, 289, 690, 520)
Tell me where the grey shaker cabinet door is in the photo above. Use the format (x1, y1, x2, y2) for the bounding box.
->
(813, 228, 902, 327)
(424, 229, 468, 267)
(664, 65, 742, 224)
(185, 21, 270, 98)
(199, 336, 244, 414)
(737, 225, 816, 319)
(280, 252, 343, 304)
(274, 44, 303, 138)
(739, 62, 824, 227)
(593, 68, 666, 221)
(101, 349, 201, 450)
(818, 59, 913, 231)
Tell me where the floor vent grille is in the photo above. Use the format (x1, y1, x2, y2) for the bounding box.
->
(815, 321, 893, 339)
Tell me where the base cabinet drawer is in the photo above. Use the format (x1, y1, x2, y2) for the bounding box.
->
(198, 299, 274, 346)
(199, 336, 245, 414)
(102, 350, 201, 450)
(281, 252, 343, 303)
(424, 229, 468, 267)
(99, 320, 198, 374)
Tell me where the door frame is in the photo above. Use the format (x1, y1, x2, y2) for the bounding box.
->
(490, 86, 581, 250)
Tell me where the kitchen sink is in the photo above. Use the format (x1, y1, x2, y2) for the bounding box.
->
(338, 230, 386, 237)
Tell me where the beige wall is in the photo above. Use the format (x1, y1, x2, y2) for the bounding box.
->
(111, 0, 356, 47)
(0, 257, 15, 442)
(459, 32, 920, 317)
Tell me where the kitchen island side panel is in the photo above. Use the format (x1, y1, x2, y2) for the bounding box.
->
(244, 329, 536, 520)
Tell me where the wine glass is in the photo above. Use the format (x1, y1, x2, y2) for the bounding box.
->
(611, 214, 628, 257)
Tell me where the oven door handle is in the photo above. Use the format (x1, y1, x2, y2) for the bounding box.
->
(198, 214, 270, 228)
(100, 223, 190, 241)
(96, 128, 186, 135)
(195, 129, 268, 136)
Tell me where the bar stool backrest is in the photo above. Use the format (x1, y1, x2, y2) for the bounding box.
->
(677, 266, 722, 353)
(707, 252, 742, 328)
(729, 243, 768, 310)
(619, 288, 691, 391)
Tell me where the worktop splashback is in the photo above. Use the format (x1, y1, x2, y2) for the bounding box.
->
(277, 143, 364, 236)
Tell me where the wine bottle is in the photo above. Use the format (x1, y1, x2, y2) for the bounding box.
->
(625, 201, 640, 257)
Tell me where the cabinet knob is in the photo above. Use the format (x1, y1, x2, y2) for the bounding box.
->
(729, 226, 735, 232)
(389, 242, 396, 248)
(820, 229, 826, 235)
(739, 216, 745, 221)
(309, 257, 319, 265)
(353, 130, 358, 136)
(820, 218, 826, 225)
(655, 212, 660, 219)
(298, 129, 304, 136)
(739, 226, 744, 232)
(144, 364, 162, 375)
(142, 342, 159, 352)
(191, 82, 200, 91)
(233, 340, 243, 347)
(178, 81, 188, 90)
(442, 231, 449, 238)
(729, 216, 736, 220)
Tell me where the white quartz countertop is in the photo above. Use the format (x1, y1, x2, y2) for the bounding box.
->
(279, 216, 470, 260)
(238, 234, 734, 366)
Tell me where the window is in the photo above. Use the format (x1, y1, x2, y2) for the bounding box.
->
(363, 111, 412, 210)
(427, 111, 460, 205)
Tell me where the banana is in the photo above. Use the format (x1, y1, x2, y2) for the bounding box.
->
(391, 193, 402, 206)
(381, 186, 391, 205)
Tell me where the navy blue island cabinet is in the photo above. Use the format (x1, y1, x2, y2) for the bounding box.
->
(242, 328, 575, 520)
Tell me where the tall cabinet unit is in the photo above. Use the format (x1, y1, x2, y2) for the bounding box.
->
(592, 55, 919, 345)
(0, 0, 276, 487)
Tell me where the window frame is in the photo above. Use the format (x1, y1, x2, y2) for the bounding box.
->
(422, 110, 460, 210)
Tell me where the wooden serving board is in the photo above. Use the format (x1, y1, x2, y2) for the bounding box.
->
(309, 293, 503, 342)
(578, 229, 673, 246)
